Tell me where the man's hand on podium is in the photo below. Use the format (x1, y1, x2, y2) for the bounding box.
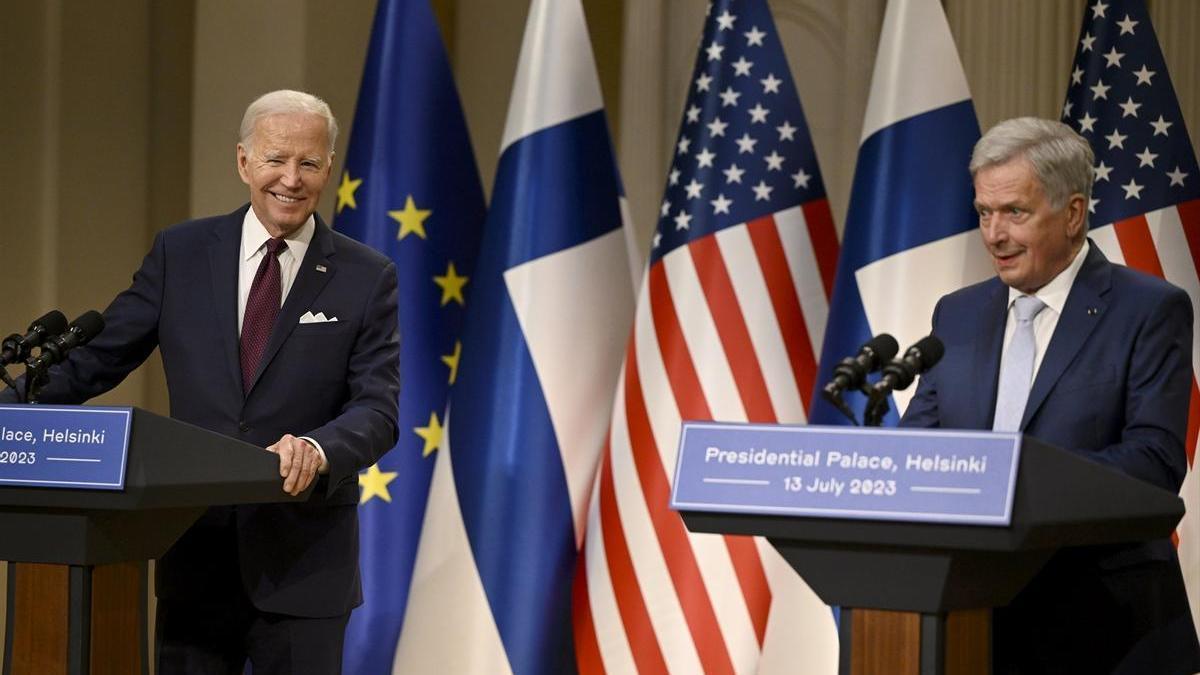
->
(267, 434, 323, 496)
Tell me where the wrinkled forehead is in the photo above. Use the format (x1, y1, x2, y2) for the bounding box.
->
(973, 158, 1045, 203)
(247, 112, 331, 155)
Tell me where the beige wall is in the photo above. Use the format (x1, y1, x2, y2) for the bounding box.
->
(6, 0, 1194, 403)
(0, 0, 1198, 665)
(0, 1, 157, 408)
(188, 1, 375, 230)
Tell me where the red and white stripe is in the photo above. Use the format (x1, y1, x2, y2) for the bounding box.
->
(573, 201, 841, 674)
(1092, 199, 1200, 635)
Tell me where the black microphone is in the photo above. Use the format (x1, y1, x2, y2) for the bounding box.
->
(822, 333, 899, 399)
(820, 333, 899, 425)
(873, 335, 945, 395)
(26, 311, 105, 371)
(864, 335, 945, 427)
(1, 310, 69, 366)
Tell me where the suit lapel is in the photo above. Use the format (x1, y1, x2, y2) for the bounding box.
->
(974, 280, 1009, 428)
(1020, 243, 1111, 429)
(208, 207, 247, 399)
(246, 215, 338, 395)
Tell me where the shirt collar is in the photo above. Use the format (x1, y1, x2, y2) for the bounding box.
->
(1007, 239, 1090, 315)
(241, 208, 315, 261)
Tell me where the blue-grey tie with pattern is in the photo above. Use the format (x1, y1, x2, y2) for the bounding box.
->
(992, 295, 1047, 431)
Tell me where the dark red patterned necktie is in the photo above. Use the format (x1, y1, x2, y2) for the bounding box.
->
(240, 238, 287, 393)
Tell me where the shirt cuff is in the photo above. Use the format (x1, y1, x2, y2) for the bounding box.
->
(299, 436, 329, 474)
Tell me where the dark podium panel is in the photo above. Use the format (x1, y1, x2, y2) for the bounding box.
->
(0, 407, 310, 675)
(680, 434, 1184, 675)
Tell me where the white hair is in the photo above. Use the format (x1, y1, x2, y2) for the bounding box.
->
(238, 89, 338, 154)
(970, 117, 1094, 210)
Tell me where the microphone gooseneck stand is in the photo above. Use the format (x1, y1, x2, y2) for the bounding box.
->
(821, 384, 862, 426)
(863, 392, 890, 427)
(0, 366, 19, 399)
(22, 358, 49, 404)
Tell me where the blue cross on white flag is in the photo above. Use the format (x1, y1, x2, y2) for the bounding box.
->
(392, 0, 637, 672)
(812, 0, 987, 425)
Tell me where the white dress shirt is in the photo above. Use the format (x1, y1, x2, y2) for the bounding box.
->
(1000, 240, 1091, 387)
(237, 208, 328, 472)
(237, 210, 313, 334)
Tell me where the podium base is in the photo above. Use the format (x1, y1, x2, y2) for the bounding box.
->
(838, 608, 990, 675)
(3, 561, 147, 675)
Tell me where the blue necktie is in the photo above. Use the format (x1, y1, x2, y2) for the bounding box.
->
(993, 295, 1047, 432)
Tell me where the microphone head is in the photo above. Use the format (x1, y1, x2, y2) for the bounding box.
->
(878, 335, 946, 393)
(909, 335, 945, 369)
(865, 333, 900, 365)
(70, 311, 106, 343)
(33, 310, 68, 337)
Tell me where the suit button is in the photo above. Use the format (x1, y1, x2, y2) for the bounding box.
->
(238, 422, 250, 433)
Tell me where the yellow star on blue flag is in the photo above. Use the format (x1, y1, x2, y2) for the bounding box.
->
(332, 0, 485, 669)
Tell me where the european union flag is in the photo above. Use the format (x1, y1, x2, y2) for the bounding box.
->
(333, 0, 485, 671)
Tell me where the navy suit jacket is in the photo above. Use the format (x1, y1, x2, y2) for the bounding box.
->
(20, 205, 400, 617)
(902, 241, 1199, 672)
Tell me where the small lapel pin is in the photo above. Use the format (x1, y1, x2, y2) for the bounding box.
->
(1086, 307, 1099, 316)
(315, 264, 327, 273)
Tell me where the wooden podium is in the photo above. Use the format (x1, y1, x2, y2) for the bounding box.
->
(678, 434, 1184, 675)
(0, 408, 309, 675)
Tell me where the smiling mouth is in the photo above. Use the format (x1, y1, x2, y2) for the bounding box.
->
(270, 192, 303, 204)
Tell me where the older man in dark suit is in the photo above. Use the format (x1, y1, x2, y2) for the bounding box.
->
(902, 117, 1200, 674)
(3, 90, 400, 674)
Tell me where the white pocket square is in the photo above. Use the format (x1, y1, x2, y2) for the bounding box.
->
(299, 311, 339, 324)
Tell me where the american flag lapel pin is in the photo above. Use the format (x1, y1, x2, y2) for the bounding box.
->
(315, 264, 327, 273)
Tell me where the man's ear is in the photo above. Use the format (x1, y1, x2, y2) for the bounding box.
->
(1065, 193, 1087, 240)
(236, 143, 251, 185)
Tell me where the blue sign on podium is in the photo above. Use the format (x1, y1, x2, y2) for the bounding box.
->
(0, 404, 133, 490)
(670, 422, 1021, 526)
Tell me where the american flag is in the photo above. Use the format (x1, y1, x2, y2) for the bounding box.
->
(1061, 0, 1200, 633)
(572, 0, 840, 672)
